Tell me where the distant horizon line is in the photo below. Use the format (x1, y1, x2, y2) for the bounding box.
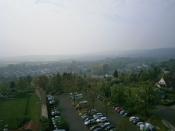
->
(1, 47, 175, 59)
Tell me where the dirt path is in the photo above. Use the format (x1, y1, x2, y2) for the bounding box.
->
(58, 94, 88, 131)
(35, 87, 48, 118)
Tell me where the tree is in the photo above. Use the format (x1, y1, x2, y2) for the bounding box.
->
(9, 81, 16, 94)
(36, 75, 49, 90)
(9, 81, 16, 89)
(138, 82, 157, 117)
(85, 78, 100, 110)
(111, 84, 126, 106)
(16, 77, 31, 90)
(100, 81, 111, 98)
(87, 84, 97, 109)
(113, 70, 118, 78)
(100, 81, 111, 115)
(49, 73, 63, 94)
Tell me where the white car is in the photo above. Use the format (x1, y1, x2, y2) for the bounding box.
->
(84, 120, 90, 125)
(144, 122, 156, 130)
(129, 116, 136, 121)
(137, 122, 144, 126)
(96, 112, 103, 115)
(96, 116, 108, 122)
(119, 110, 125, 115)
(129, 116, 139, 122)
(103, 122, 110, 126)
(139, 124, 145, 131)
(55, 116, 61, 119)
(93, 113, 103, 119)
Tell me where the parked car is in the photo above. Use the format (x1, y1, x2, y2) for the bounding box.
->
(53, 129, 66, 131)
(122, 112, 131, 117)
(90, 125, 101, 131)
(122, 112, 129, 117)
(84, 118, 96, 126)
(76, 100, 88, 110)
(81, 114, 89, 120)
(51, 110, 60, 116)
(89, 109, 97, 115)
(3, 128, 8, 131)
(132, 118, 141, 124)
(55, 115, 61, 119)
(136, 122, 144, 127)
(129, 116, 139, 122)
(93, 113, 103, 120)
(144, 122, 156, 131)
(129, 116, 141, 124)
(139, 123, 145, 131)
(84, 116, 93, 122)
(49, 99, 55, 105)
(114, 107, 122, 113)
(119, 110, 125, 115)
(100, 122, 111, 129)
(93, 127, 103, 131)
(47, 95, 54, 101)
(96, 117, 108, 123)
(104, 125, 115, 131)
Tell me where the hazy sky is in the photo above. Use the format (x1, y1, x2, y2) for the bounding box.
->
(1, 0, 175, 57)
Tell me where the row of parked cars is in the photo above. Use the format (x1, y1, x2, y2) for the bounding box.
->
(47, 95, 66, 131)
(80, 110, 116, 131)
(70, 92, 116, 131)
(0, 121, 8, 131)
(114, 106, 156, 131)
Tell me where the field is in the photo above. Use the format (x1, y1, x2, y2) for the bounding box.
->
(0, 94, 41, 129)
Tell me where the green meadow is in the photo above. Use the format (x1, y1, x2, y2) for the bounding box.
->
(0, 94, 41, 129)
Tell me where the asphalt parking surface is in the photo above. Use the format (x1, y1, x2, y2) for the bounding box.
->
(58, 94, 88, 131)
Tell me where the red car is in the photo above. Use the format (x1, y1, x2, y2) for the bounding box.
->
(114, 106, 123, 113)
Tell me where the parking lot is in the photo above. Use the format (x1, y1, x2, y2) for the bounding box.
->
(58, 94, 89, 131)
(94, 100, 139, 131)
(57, 93, 139, 131)
(56, 93, 158, 131)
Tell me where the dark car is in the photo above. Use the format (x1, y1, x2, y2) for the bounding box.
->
(132, 118, 141, 124)
(104, 125, 115, 131)
(93, 127, 103, 131)
(100, 123, 111, 129)
(90, 125, 101, 131)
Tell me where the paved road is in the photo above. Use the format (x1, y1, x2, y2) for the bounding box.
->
(154, 105, 175, 126)
(58, 94, 88, 131)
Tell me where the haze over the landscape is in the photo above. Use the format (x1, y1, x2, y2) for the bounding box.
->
(1, 1, 175, 131)
(1, 0, 175, 58)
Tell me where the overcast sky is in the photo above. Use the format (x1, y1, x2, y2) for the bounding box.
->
(1, 0, 175, 58)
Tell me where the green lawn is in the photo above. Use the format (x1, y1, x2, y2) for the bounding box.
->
(28, 94, 41, 122)
(0, 94, 41, 129)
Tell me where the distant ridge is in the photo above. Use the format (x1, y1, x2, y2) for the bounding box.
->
(120, 48, 175, 59)
(0, 48, 175, 65)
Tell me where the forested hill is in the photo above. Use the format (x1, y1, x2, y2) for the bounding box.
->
(1, 48, 175, 65)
